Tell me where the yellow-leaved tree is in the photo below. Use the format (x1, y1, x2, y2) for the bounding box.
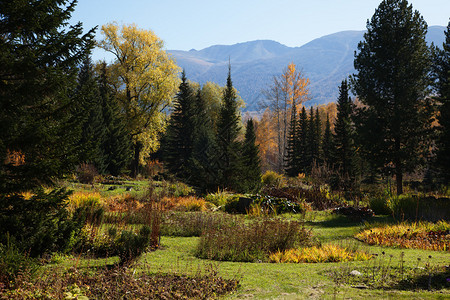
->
(262, 63, 310, 172)
(98, 23, 180, 177)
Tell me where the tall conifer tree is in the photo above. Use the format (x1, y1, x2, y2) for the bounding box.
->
(163, 71, 196, 179)
(322, 113, 333, 166)
(285, 103, 299, 176)
(353, 0, 431, 195)
(298, 106, 309, 173)
(75, 56, 107, 173)
(0, 0, 95, 193)
(333, 80, 356, 186)
(98, 62, 132, 176)
(433, 22, 450, 184)
(242, 119, 262, 192)
(216, 66, 242, 191)
(190, 89, 219, 192)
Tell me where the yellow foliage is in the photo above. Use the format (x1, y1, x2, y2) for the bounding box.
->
(269, 244, 372, 263)
(161, 196, 208, 212)
(98, 22, 180, 163)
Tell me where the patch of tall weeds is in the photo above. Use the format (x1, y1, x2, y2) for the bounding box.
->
(195, 218, 314, 262)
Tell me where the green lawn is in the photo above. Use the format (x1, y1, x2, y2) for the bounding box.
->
(128, 213, 449, 299)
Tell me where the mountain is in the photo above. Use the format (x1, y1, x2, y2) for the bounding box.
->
(169, 26, 446, 112)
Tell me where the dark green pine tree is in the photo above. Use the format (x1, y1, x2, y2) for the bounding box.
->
(322, 113, 334, 166)
(314, 107, 322, 163)
(190, 89, 219, 192)
(285, 103, 300, 176)
(333, 80, 356, 186)
(306, 107, 320, 171)
(433, 21, 450, 184)
(163, 70, 196, 180)
(353, 0, 432, 195)
(75, 56, 107, 173)
(242, 118, 262, 192)
(98, 62, 132, 176)
(0, 0, 95, 193)
(0, 0, 95, 256)
(298, 106, 309, 173)
(216, 66, 243, 191)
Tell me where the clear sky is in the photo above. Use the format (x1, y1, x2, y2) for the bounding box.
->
(70, 0, 449, 60)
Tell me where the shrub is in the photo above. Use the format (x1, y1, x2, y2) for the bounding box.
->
(224, 195, 306, 214)
(0, 238, 38, 288)
(204, 190, 238, 207)
(74, 224, 153, 265)
(369, 196, 392, 215)
(388, 195, 450, 222)
(355, 221, 450, 251)
(161, 196, 209, 212)
(195, 218, 314, 262)
(0, 188, 85, 257)
(261, 171, 285, 188)
(269, 244, 372, 263)
(161, 212, 239, 237)
(263, 186, 339, 210)
(68, 192, 105, 225)
(167, 182, 194, 197)
(75, 163, 98, 184)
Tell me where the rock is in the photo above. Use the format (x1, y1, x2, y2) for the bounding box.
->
(350, 270, 362, 276)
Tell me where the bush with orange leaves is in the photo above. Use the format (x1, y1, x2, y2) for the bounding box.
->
(161, 196, 209, 212)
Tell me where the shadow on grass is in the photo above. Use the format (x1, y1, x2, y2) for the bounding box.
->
(307, 214, 394, 228)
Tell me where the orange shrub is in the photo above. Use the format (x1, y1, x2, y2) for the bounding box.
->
(161, 196, 208, 212)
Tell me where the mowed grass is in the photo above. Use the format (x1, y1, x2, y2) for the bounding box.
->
(130, 212, 449, 299)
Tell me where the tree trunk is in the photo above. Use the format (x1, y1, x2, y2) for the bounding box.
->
(131, 141, 142, 178)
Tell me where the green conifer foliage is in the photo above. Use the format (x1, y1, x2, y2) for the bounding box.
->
(322, 113, 334, 166)
(0, 0, 95, 257)
(353, 0, 432, 194)
(216, 66, 243, 191)
(433, 22, 450, 184)
(190, 89, 219, 192)
(98, 62, 132, 176)
(163, 71, 196, 179)
(242, 119, 262, 192)
(333, 80, 355, 180)
(285, 103, 299, 176)
(75, 56, 107, 173)
(298, 106, 309, 173)
(0, 0, 95, 192)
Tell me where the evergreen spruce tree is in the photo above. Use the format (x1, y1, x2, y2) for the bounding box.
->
(75, 56, 107, 173)
(0, 0, 95, 256)
(216, 66, 243, 191)
(190, 89, 219, 192)
(322, 113, 334, 166)
(333, 80, 356, 187)
(314, 107, 322, 163)
(306, 107, 319, 171)
(353, 0, 432, 195)
(298, 106, 309, 173)
(98, 62, 132, 176)
(285, 103, 299, 176)
(163, 71, 196, 179)
(0, 0, 95, 193)
(433, 22, 450, 184)
(242, 119, 262, 192)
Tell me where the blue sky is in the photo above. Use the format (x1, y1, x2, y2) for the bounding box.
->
(70, 0, 449, 61)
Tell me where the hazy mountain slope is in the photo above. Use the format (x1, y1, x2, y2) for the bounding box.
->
(169, 26, 446, 112)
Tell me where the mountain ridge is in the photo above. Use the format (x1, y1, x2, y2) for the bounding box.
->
(168, 26, 446, 112)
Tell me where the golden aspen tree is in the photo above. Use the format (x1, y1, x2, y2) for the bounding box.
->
(98, 23, 180, 177)
(263, 63, 310, 172)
